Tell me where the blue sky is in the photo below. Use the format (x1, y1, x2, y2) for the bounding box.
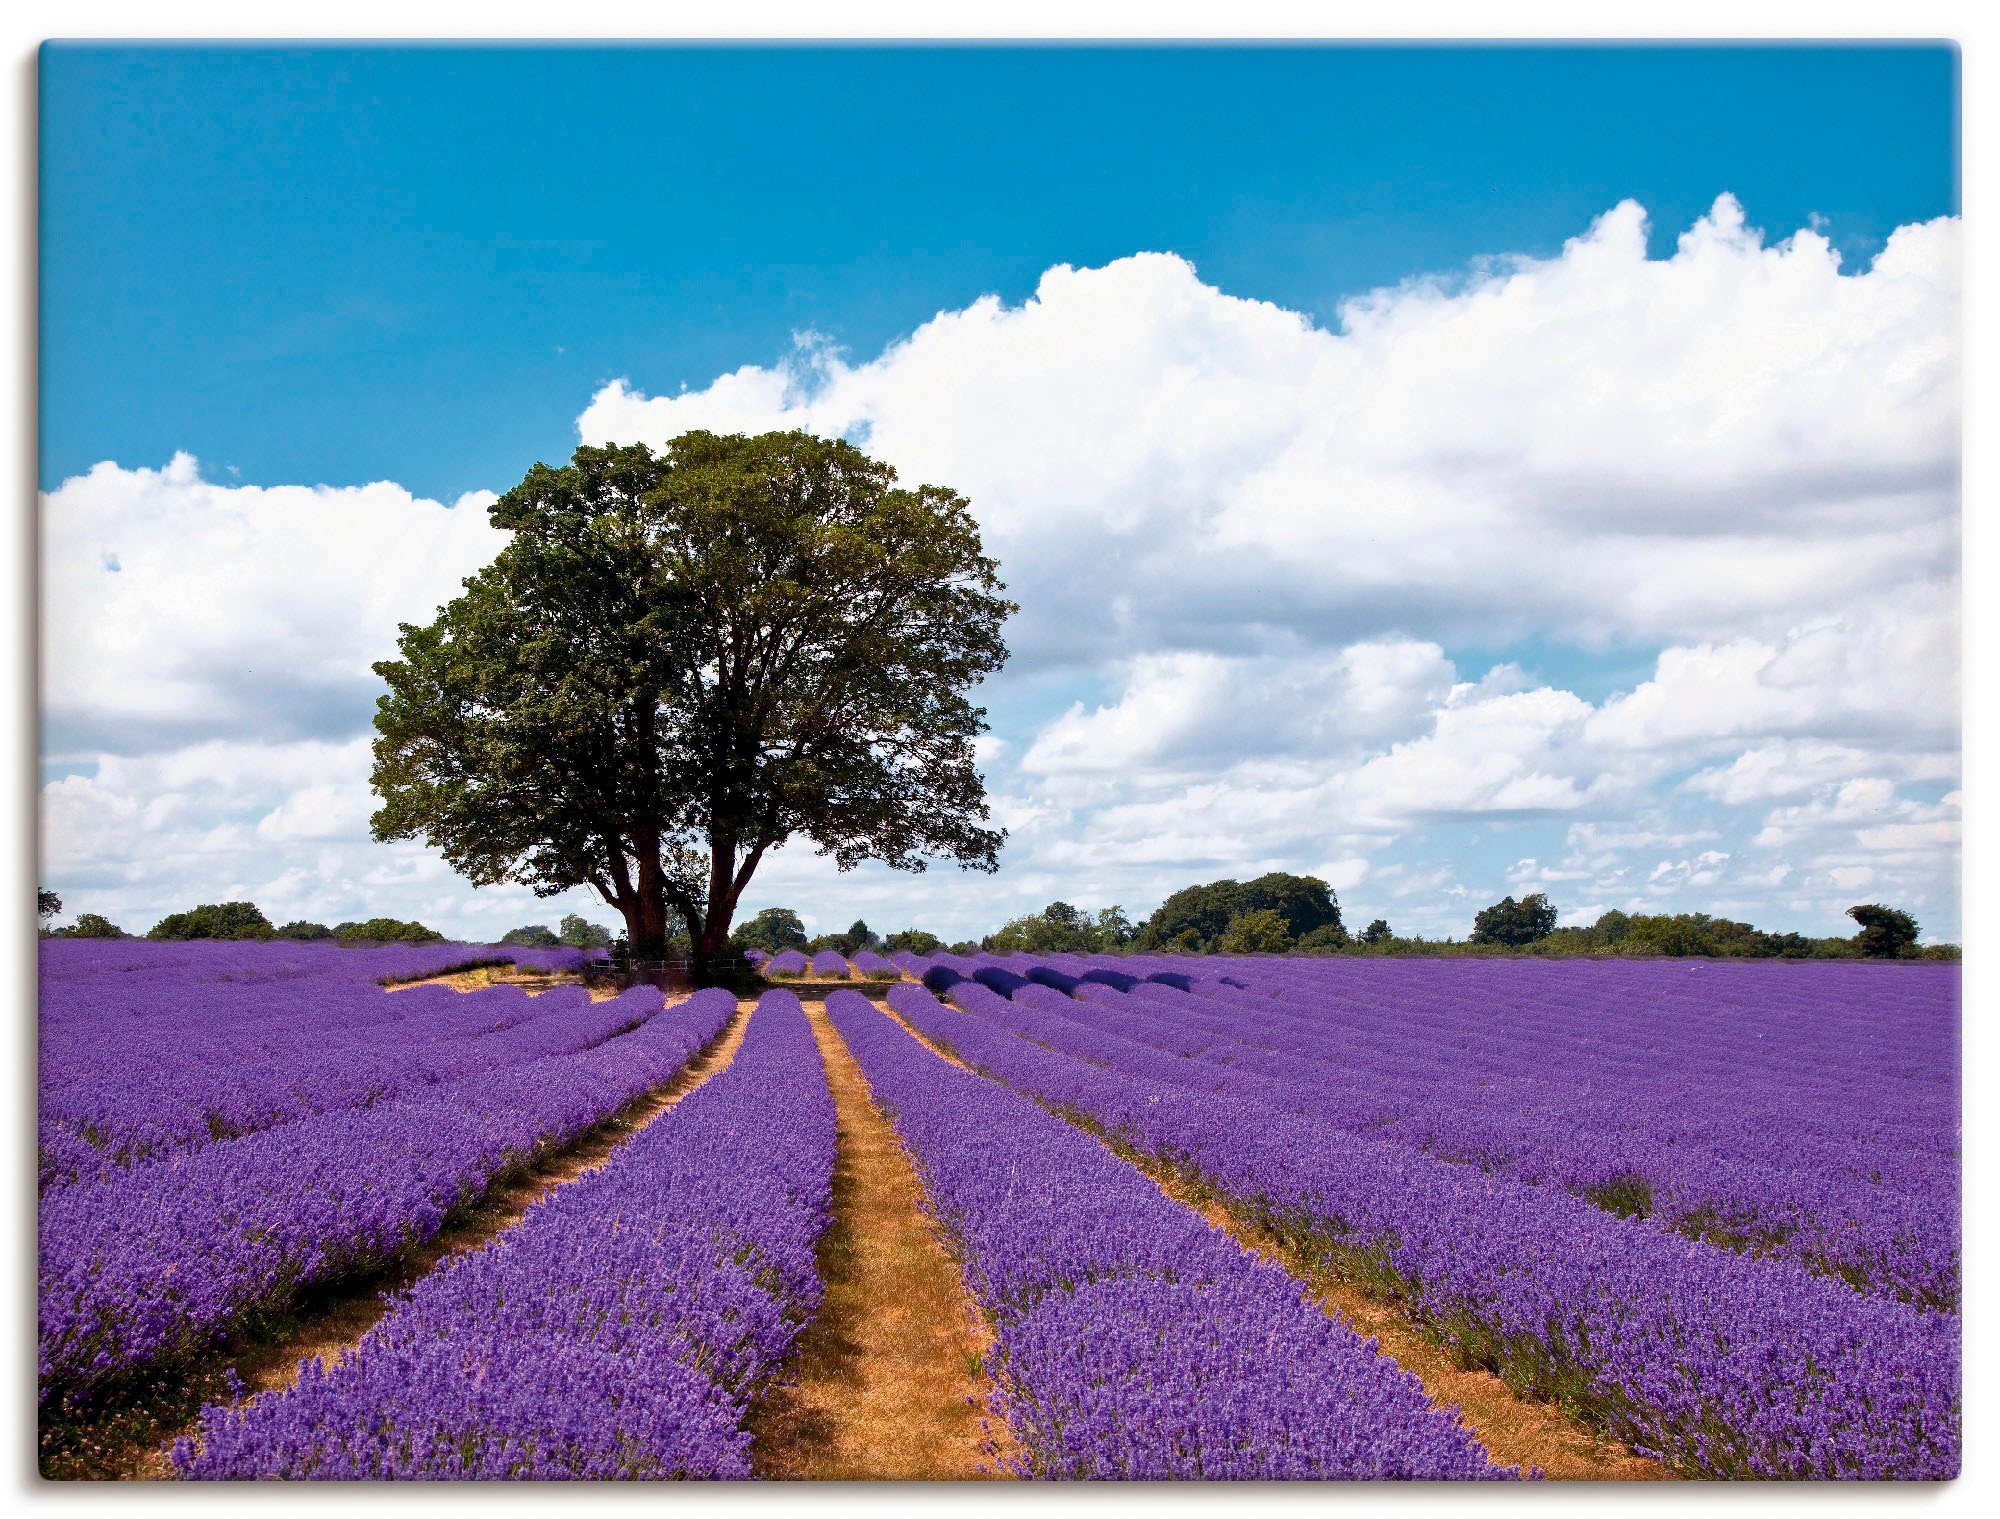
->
(42, 45, 1955, 502)
(39, 44, 1963, 943)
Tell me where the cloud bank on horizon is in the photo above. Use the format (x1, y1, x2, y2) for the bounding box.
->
(42, 196, 1962, 943)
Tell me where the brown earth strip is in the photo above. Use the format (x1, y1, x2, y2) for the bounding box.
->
(748, 999, 1015, 1480)
(872, 996, 1668, 1482)
(44, 996, 755, 1481)
(386, 961, 619, 999)
(1141, 1171, 1670, 1481)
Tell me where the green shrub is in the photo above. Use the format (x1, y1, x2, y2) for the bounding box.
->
(148, 902, 275, 941)
(500, 924, 561, 947)
(333, 917, 444, 945)
(51, 912, 126, 939)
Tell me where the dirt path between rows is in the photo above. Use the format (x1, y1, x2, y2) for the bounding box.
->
(871, 996, 1668, 1482)
(54, 997, 755, 1481)
(1141, 1172, 1670, 1481)
(749, 1000, 1014, 1480)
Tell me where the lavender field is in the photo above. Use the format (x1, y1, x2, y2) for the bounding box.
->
(37, 939, 1959, 1480)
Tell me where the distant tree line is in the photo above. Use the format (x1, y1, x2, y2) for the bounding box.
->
(957, 881, 1953, 962)
(728, 908, 947, 959)
(38, 896, 449, 946)
(499, 914, 614, 951)
(43, 884, 1947, 963)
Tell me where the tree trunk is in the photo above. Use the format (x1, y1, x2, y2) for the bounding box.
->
(687, 840, 739, 988)
(628, 844, 672, 961)
(617, 892, 671, 964)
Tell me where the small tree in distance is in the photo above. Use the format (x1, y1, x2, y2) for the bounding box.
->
(1849, 903, 1920, 958)
(736, 908, 809, 954)
(558, 913, 613, 950)
(333, 917, 444, 945)
(1470, 893, 1558, 948)
(51, 912, 125, 939)
(149, 902, 276, 941)
(500, 924, 561, 947)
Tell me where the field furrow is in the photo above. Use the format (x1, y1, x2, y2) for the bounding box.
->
(749, 999, 1013, 1478)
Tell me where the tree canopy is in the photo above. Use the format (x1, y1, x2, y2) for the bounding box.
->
(558, 913, 613, 950)
(370, 431, 1013, 981)
(149, 901, 276, 941)
(333, 917, 444, 945)
(1139, 873, 1341, 953)
(735, 907, 809, 954)
(1849, 903, 1921, 958)
(500, 924, 561, 947)
(1217, 908, 1294, 955)
(1469, 893, 1558, 947)
(987, 901, 1134, 955)
(49, 912, 124, 939)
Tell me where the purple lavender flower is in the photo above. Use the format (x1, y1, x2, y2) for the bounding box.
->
(824, 988, 1509, 1480)
(884, 964, 1960, 1480)
(40, 983, 740, 1406)
(174, 988, 835, 1480)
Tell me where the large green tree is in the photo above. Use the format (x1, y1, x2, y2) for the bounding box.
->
(371, 431, 1013, 983)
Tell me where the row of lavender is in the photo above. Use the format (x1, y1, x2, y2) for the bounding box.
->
(1173, 954, 1959, 1305)
(747, 948, 902, 977)
(885, 971, 1959, 1478)
(906, 951, 1956, 1310)
(822, 989, 1509, 1479)
(177, 990, 836, 1479)
(40, 982, 737, 1409)
(39, 938, 600, 1190)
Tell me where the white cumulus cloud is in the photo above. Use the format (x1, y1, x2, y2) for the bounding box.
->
(42, 453, 507, 756)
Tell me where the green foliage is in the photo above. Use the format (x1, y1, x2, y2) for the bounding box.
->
(50, 912, 125, 939)
(148, 902, 276, 942)
(276, 921, 333, 941)
(1469, 893, 1558, 947)
(1294, 922, 1352, 954)
(1139, 873, 1341, 953)
(1360, 918, 1393, 945)
(734, 907, 809, 954)
(1144, 881, 1239, 948)
(558, 913, 613, 949)
(1849, 903, 1921, 959)
(499, 924, 561, 947)
(947, 940, 982, 956)
(333, 917, 444, 945)
(1536, 909, 1857, 960)
(846, 919, 882, 949)
(1218, 908, 1295, 955)
(38, 889, 61, 922)
(987, 901, 1135, 955)
(883, 928, 942, 954)
(370, 431, 1013, 984)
